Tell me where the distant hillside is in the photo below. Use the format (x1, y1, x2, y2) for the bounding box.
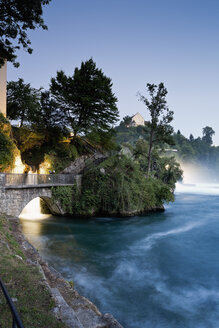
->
(115, 124, 150, 145)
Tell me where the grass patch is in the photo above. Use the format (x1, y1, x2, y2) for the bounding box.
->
(0, 215, 66, 328)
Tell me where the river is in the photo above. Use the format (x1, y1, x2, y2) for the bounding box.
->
(20, 183, 219, 328)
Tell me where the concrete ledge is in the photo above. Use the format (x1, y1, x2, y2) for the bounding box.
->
(5, 184, 75, 189)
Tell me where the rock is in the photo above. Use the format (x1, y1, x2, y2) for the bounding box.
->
(15, 254, 23, 261)
(51, 288, 84, 328)
(62, 153, 107, 175)
(101, 313, 124, 327)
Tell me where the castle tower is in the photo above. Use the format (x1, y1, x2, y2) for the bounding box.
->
(0, 60, 7, 117)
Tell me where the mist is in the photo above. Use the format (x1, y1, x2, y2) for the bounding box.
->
(176, 161, 219, 195)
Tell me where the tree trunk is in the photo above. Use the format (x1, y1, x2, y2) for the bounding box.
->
(20, 109, 25, 128)
(147, 130, 154, 176)
(72, 130, 78, 144)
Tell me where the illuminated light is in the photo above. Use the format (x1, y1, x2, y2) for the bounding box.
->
(12, 153, 52, 174)
(19, 197, 52, 220)
(12, 155, 26, 173)
(39, 159, 51, 174)
(165, 164, 170, 170)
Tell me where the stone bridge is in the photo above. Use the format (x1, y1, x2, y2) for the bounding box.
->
(0, 173, 76, 217)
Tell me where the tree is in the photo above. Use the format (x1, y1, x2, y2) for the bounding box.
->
(0, 114, 15, 171)
(50, 58, 119, 142)
(189, 134, 194, 141)
(202, 126, 215, 146)
(139, 83, 174, 175)
(120, 115, 132, 127)
(7, 78, 41, 127)
(0, 0, 51, 67)
(31, 91, 68, 142)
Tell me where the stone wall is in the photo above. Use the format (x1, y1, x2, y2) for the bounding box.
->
(0, 174, 6, 185)
(0, 186, 52, 217)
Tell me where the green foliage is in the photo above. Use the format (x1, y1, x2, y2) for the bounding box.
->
(173, 126, 219, 169)
(133, 139, 148, 158)
(119, 115, 133, 127)
(0, 0, 51, 67)
(30, 91, 68, 141)
(0, 112, 8, 127)
(46, 143, 79, 172)
(86, 128, 118, 151)
(0, 132, 15, 171)
(0, 114, 15, 171)
(154, 156, 183, 188)
(202, 126, 215, 146)
(55, 155, 174, 217)
(115, 125, 150, 145)
(50, 58, 119, 140)
(139, 83, 174, 174)
(52, 186, 74, 214)
(7, 79, 41, 127)
(133, 140, 183, 187)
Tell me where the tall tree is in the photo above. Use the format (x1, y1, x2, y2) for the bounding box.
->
(50, 58, 119, 142)
(202, 126, 215, 146)
(7, 78, 41, 127)
(31, 91, 68, 142)
(139, 83, 174, 175)
(0, 0, 51, 67)
(50, 59, 119, 141)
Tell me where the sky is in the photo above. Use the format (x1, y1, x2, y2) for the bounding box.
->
(7, 0, 219, 144)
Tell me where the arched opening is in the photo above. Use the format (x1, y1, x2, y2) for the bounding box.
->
(19, 197, 52, 220)
(19, 197, 54, 236)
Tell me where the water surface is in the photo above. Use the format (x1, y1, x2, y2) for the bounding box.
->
(20, 185, 219, 328)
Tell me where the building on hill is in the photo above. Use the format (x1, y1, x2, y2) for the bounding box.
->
(128, 112, 147, 127)
(0, 60, 7, 117)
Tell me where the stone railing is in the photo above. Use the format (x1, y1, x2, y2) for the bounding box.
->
(0, 173, 75, 186)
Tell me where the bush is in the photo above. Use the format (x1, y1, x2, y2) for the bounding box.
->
(52, 155, 174, 217)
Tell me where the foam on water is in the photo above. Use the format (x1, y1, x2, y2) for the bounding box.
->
(134, 221, 204, 251)
(175, 182, 219, 195)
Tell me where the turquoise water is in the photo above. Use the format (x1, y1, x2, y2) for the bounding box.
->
(20, 185, 219, 328)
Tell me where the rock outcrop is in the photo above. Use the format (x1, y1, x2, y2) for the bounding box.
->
(62, 152, 107, 175)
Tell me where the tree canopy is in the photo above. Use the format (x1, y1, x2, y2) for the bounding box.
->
(202, 126, 215, 146)
(139, 83, 174, 174)
(0, 0, 51, 67)
(7, 78, 41, 127)
(50, 58, 119, 141)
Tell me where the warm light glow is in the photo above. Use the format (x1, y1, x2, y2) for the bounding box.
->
(12, 154, 51, 174)
(19, 197, 51, 236)
(12, 155, 26, 173)
(19, 197, 51, 220)
(39, 159, 51, 174)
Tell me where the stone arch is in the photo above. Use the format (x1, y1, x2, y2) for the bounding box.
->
(0, 186, 65, 218)
(0, 187, 52, 217)
(39, 196, 63, 216)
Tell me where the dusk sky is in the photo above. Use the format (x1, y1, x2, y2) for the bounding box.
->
(7, 0, 219, 144)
